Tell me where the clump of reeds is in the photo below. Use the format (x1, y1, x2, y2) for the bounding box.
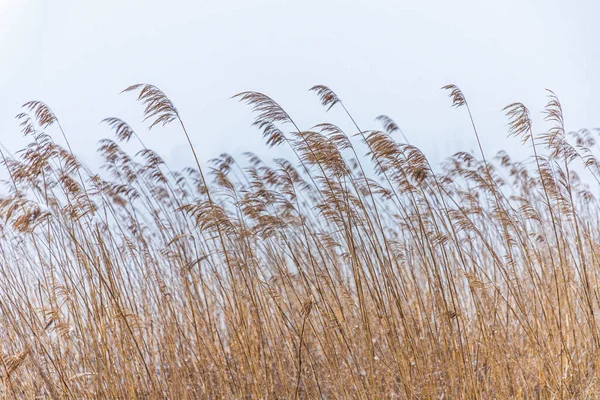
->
(0, 82, 598, 398)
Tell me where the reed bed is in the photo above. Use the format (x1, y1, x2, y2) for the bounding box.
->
(0, 83, 598, 398)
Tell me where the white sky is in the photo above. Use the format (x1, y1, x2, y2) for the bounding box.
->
(0, 0, 598, 171)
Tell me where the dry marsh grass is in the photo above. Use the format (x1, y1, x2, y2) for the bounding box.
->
(0, 83, 598, 398)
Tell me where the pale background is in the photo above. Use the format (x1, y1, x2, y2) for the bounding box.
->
(0, 0, 598, 171)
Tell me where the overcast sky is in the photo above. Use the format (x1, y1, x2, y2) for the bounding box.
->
(0, 0, 598, 171)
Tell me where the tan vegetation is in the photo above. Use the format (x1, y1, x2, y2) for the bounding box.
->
(0, 83, 598, 398)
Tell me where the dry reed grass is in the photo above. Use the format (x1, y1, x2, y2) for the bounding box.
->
(0, 83, 597, 398)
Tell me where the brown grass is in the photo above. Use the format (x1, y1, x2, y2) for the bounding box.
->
(0, 83, 598, 398)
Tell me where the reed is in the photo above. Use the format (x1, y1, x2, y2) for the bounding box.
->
(0, 83, 597, 398)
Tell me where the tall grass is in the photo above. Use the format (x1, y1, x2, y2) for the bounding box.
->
(0, 83, 598, 398)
